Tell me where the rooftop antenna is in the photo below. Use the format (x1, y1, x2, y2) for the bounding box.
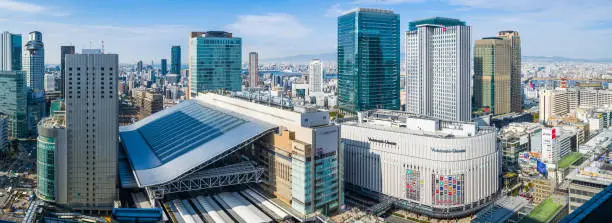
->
(89, 40, 92, 49)
(101, 40, 105, 54)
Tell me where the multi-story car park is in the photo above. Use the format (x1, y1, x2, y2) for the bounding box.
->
(341, 110, 501, 218)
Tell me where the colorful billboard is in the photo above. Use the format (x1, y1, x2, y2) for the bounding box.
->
(405, 169, 421, 201)
(432, 174, 465, 206)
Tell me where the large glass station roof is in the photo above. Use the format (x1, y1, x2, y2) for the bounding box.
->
(119, 99, 276, 187)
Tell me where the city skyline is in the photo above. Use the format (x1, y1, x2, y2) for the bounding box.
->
(1, 0, 611, 63)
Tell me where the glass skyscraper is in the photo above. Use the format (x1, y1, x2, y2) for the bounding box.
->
(1, 31, 22, 71)
(0, 70, 28, 139)
(160, 58, 168, 76)
(337, 8, 400, 113)
(171, 45, 181, 75)
(189, 31, 241, 97)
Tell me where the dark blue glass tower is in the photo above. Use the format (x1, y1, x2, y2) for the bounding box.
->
(171, 46, 181, 74)
(160, 59, 168, 76)
(337, 8, 400, 113)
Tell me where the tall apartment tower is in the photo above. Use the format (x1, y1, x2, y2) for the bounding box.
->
(60, 46, 75, 98)
(160, 59, 168, 76)
(338, 8, 400, 113)
(497, 31, 522, 112)
(189, 31, 242, 97)
(474, 37, 511, 115)
(1, 31, 22, 71)
(309, 59, 323, 94)
(170, 46, 181, 75)
(405, 17, 471, 122)
(248, 52, 259, 88)
(64, 51, 118, 210)
(23, 31, 44, 93)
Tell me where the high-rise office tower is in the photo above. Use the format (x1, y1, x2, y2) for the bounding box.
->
(474, 37, 511, 115)
(60, 46, 75, 97)
(248, 52, 259, 88)
(23, 31, 44, 92)
(405, 17, 471, 122)
(189, 31, 242, 97)
(136, 60, 143, 73)
(309, 59, 323, 94)
(0, 117, 7, 155)
(160, 59, 168, 76)
(337, 8, 400, 113)
(497, 31, 522, 112)
(64, 51, 118, 209)
(23, 31, 46, 136)
(171, 46, 181, 75)
(0, 70, 27, 139)
(1, 31, 22, 71)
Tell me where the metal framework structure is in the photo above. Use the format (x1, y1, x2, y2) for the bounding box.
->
(147, 162, 264, 199)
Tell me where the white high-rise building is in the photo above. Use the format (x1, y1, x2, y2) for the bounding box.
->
(308, 59, 323, 94)
(405, 17, 471, 122)
(44, 73, 56, 92)
(64, 51, 118, 209)
(1, 31, 21, 71)
(541, 127, 573, 167)
(248, 52, 259, 88)
(23, 31, 44, 93)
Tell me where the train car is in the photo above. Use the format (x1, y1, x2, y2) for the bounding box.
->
(241, 189, 290, 220)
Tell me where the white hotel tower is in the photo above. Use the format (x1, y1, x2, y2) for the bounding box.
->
(405, 17, 471, 122)
(341, 110, 500, 218)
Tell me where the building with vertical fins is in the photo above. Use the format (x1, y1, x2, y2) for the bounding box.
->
(36, 100, 67, 204)
(60, 46, 75, 98)
(64, 50, 118, 210)
(309, 59, 323, 94)
(337, 8, 400, 113)
(189, 31, 242, 97)
(497, 31, 522, 113)
(473, 37, 511, 115)
(160, 58, 168, 76)
(405, 17, 472, 122)
(248, 52, 259, 88)
(23, 31, 45, 136)
(171, 45, 181, 75)
(1, 31, 22, 71)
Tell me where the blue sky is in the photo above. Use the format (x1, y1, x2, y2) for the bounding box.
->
(1, 0, 612, 64)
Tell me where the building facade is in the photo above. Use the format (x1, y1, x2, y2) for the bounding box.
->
(198, 93, 343, 215)
(160, 59, 168, 76)
(60, 46, 75, 98)
(405, 17, 472, 122)
(497, 31, 522, 112)
(37, 106, 67, 204)
(0, 71, 28, 139)
(141, 91, 163, 118)
(308, 59, 323, 94)
(189, 31, 242, 96)
(337, 8, 400, 113)
(171, 45, 181, 75)
(64, 52, 118, 210)
(248, 52, 259, 88)
(473, 37, 511, 115)
(541, 127, 574, 167)
(0, 117, 7, 155)
(1, 31, 22, 71)
(23, 31, 44, 93)
(341, 110, 500, 218)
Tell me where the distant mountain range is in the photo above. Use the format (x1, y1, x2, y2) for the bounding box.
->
(261, 53, 612, 64)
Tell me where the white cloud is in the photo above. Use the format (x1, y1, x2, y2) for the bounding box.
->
(352, 0, 425, 4)
(0, 0, 45, 13)
(224, 13, 334, 60)
(0, 0, 71, 17)
(325, 4, 348, 18)
(225, 13, 311, 39)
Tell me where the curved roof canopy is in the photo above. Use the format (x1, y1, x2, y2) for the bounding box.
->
(119, 99, 276, 187)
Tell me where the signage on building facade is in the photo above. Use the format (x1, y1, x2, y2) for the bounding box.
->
(367, 137, 397, 146)
(431, 148, 466, 153)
